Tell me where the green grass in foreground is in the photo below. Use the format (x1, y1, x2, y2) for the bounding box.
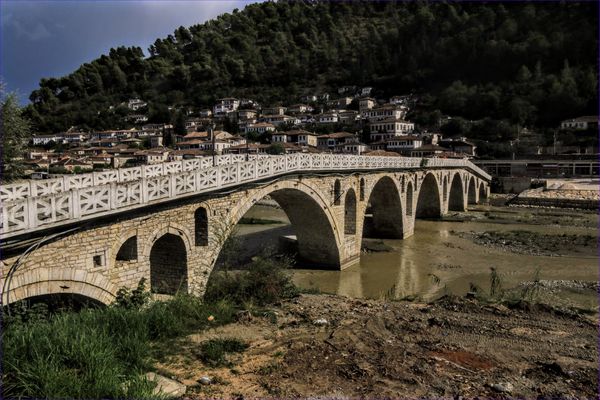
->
(2, 257, 297, 399)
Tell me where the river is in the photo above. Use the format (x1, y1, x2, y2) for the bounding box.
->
(233, 203, 598, 310)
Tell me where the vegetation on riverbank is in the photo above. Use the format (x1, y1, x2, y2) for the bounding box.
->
(1, 257, 297, 399)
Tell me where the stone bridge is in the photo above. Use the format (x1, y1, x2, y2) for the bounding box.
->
(0, 154, 490, 305)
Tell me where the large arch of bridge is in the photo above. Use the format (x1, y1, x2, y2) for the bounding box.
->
(362, 175, 404, 238)
(448, 172, 465, 211)
(212, 179, 344, 270)
(416, 172, 442, 218)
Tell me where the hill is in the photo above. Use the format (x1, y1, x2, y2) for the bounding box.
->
(25, 1, 598, 133)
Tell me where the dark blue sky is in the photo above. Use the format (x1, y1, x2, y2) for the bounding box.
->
(1, 0, 258, 104)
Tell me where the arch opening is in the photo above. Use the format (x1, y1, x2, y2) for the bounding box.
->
(478, 182, 488, 203)
(363, 176, 404, 238)
(468, 177, 477, 205)
(416, 174, 441, 218)
(195, 207, 209, 246)
(344, 189, 357, 235)
(116, 236, 138, 261)
(448, 173, 465, 211)
(214, 187, 341, 270)
(150, 233, 188, 295)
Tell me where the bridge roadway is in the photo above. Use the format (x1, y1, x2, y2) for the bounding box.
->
(1, 154, 490, 305)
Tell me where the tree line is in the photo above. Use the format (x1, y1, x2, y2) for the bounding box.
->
(23, 1, 598, 137)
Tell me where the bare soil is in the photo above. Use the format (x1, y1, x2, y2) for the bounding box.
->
(153, 294, 598, 399)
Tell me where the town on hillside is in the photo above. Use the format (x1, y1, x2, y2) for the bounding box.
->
(24, 87, 598, 178)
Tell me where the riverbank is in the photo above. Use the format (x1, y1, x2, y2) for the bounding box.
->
(155, 293, 597, 399)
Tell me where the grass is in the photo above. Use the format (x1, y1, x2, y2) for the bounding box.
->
(2, 256, 299, 399)
(2, 288, 236, 398)
(197, 338, 248, 367)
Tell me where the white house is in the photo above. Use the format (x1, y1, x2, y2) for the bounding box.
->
(369, 118, 415, 141)
(318, 112, 339, 124)
(560, 116, 598, 130)
(244, 122, 276, 134)
(32, 134, 63, 146)
(359, 97, 376, 111)
(214, 98, 240, 115)
(385, 136, 423, 154)
(128, 98, 147, 111)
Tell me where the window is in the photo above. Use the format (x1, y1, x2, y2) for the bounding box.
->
(93, 253, 106, 267)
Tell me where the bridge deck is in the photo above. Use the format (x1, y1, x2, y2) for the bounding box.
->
(0, 154, 490, 239)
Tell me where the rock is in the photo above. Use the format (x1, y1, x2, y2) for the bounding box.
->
(313, 318, 329, 325)
(490, 382, 513, 393)
(199, 376, 212, 385)
(145, 372, 186, 397)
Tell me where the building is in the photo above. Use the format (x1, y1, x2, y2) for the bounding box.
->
(214, 98, 240, 115)
(560, 116, 598, 130)
(385, 136, 424, 155)
(126, 114, 148, 124)
(238, 109, 257, 121)
(199, 109, 212, 118)
(359, 97, 376, 111)
(287, 104, 313, 114)
(262, 106, 286, 116)
(31, 134, 63, 146)
(363, 105, 407, 122)
(439, 138, 477, 157)
(317, 132, 356, 151)
(411, 144, 449, 157)
(127, 98, 147, 111)
(360, 87, 373, 96)
(338, 110, 359, 124)
(369, 119, 415, 141)
(271, 130, 318, 147)
(333, 140, 369, 154)
(300, 94, 318, 103)
(261, 115, 297, 126)
(318, 112, 339, 124)
(243, 122, 276, 134)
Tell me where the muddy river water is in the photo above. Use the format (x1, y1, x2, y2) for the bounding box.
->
(234, 204, 598, 310)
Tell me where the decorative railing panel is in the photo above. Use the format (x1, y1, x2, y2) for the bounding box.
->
(0, 154, 490, 237)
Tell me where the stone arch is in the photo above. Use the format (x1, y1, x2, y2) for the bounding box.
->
(344, 188, 357, 235)
(116, 236, 138, 261)
(364, 176, 404, 238)
(479, 182, 488, 202)
(194, 206, 209, 246)
(416, 173, 441, 218)
(406, 181, 414, 216)
(448, 172, 465, 211)
(219, 181, 344, 269)
(110, 229, 139, 267)
(333, 179, 342, 205)
(143, 224, 193, 295)
(3, 268, 117, 306)
(467, 177, 477, 205)
(149, 233, 188, 295)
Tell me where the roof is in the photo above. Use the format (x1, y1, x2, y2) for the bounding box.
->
(274, 129, 317, 136)
(183, 131, 209, 139)
(363, 150, 401, 157)
(412, 144, 449, 152)
(318, 132, 356, 139)
(562, 116, 598, 123)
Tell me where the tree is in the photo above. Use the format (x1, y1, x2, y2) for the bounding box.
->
(266, 143, 285, 154)
(1, 88, 31, 181)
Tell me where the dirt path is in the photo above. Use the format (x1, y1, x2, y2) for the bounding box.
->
(153, 294, 598, 399)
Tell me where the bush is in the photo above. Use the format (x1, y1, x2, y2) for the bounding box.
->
(197, 338, 248, 367)
(204, 257, 298, 306)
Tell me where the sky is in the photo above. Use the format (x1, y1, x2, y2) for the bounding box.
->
(1, 0, 259, 104)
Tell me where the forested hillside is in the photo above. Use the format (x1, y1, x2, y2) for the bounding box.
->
(25, 0, 598, 133)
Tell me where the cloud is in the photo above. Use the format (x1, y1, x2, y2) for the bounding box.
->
(8, 19, 52, 41)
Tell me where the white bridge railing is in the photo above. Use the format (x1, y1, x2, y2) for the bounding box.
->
(0, 154, 490, 238)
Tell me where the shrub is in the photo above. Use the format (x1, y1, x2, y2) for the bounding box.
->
(197, 338, 248, 367)
(204, 257, 298, 306)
